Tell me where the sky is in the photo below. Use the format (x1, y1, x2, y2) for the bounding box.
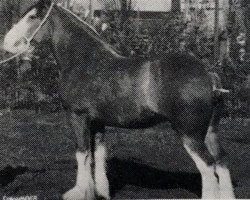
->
(70, 0, 226, 12)
(70, 0, 172, 12)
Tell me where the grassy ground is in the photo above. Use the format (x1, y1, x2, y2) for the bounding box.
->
(0, 110, 249, 199)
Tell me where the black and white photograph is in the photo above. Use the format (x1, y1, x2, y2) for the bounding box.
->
(0, 0, 249, 199)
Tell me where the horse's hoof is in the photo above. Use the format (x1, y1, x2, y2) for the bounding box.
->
(96, 195, 110, 200)
(95, 186, 110, 200)
(63, 185, 95, 200)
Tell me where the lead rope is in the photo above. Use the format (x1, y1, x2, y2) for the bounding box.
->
(0, 3, 54, 65)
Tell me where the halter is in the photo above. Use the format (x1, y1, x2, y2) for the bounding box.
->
(58, 5, 100, 36)
(0, 3, 54, 65)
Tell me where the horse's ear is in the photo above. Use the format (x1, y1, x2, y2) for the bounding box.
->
(38, 0, 52, 8)
(35, 0, 52, 17)
(44, 0, 52, 6)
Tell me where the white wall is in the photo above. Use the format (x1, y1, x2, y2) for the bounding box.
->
(134, 0, 171, 12)
(70, 0, 172, 12)
(69, 0, 227, 33)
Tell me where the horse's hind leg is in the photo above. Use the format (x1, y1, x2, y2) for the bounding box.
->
(182, 125, 235, 199)
(183, 134, 220, 199)
(216, 165, 235, 198)
(91, 121, 110, 199)
(205, 125, 235, 199)
(63, 112, 95, 200)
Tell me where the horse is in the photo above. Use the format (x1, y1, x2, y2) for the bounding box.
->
(2, 0, 235, 199)
(242, 74, 250, 117)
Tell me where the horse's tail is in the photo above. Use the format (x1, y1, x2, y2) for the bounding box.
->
(205, 74, 228, 161)
(211, 93, 225, 130)
(208, 72, 229, 129)
(209, 72, 230, 94)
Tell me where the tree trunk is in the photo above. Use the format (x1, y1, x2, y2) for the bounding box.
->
(171, 0, 181, 14)
(221, 0, 233, 59)
(120, 0, 128, 28)
(67, 0, 71, 8)
(89, 0, 94, 19)
(246, 2, 250, 52)
(214, 0, 220, 64)
(183, 0, 191, 22)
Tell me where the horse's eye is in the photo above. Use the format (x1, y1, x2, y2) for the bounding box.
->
(29, 15, 37, 19)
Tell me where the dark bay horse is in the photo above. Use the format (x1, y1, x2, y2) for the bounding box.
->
(3, 0, 235, 199)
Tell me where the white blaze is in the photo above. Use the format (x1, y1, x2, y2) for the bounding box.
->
(3, 9, 37, 53)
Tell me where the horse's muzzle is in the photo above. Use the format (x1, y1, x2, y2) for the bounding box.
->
(4, 37, 28, 54)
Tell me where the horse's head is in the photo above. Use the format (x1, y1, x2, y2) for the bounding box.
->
(3, 0, 53, 54)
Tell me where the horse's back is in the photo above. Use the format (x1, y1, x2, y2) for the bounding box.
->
(60, 52, 213, 129)
(157, 53, 213, 132)
(157, 53, 212, 105)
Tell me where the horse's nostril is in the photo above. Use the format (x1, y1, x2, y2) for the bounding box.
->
(13, 40, 22, 47)
(13, 38, 27, 47)
(23, 38, 28, 44)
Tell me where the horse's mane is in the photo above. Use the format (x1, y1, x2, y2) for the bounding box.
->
(54, 4, 126, 59)
(55, 5, 100, 37)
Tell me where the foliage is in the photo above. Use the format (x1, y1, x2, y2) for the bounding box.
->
(0, 0, 249, 117)
(100, 11, 214, 60)
(0, 40, 61, 112)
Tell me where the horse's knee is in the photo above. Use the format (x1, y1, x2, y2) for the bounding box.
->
(70, 112, 91, 151)
(204, 127, 235, 199)
(183, 136, 220, 198)
(63, 151, 95, 200)
(183, 135, 215, 168)
(205, 126, 227, 162)
(94, 142, 110, 199)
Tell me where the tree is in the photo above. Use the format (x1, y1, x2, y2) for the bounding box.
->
(171, 0, 181, 14)
(244, 0, 250, 53)
(0, 0, 62, 112)
(214, 0, 220, 63)
(0, 0, 21, 33)
(98, 0, 136, 29)
(120, 0, 133, 28)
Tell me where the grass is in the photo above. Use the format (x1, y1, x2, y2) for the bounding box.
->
(0, 109, 249, 199)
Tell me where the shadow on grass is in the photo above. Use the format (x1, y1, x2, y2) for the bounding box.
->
(0, 166, 28, 187)
(108, 158, 201, 198)
(0, 159, 202, 198)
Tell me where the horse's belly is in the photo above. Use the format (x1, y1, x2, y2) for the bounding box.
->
(97, 100, 166, 128)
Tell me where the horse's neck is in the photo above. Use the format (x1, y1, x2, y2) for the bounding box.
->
(51, 11, 126, 72)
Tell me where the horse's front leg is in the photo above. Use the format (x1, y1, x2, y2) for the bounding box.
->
(63, 112, 95, 200)
(94, 128, 110, 200)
